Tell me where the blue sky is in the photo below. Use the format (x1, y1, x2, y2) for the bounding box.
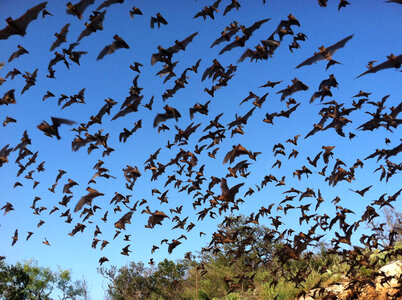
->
(0, 0, 401, 298)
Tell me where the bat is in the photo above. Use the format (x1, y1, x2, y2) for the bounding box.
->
(356, 54, 402, 78)
(0, 2, 47, 40)
(296, 34, 354, 69)
(97, 35, 129, 60)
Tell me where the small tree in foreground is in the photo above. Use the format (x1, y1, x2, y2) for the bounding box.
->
(0, 259, 89, 300)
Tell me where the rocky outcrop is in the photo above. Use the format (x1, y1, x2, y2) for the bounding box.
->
(297, 260, 401, 300)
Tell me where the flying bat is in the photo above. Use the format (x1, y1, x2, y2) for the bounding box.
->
(356, 54, 402, 78)
(66, 0, 95, 19)
(150, 13, 168, 29)
(74, 187, 104, 212)
(296, 34, 354, 69)
(277, 78, 308, 101)
(8, 45, 29, 62)
(153, 105, 181, 128)
(151, 32, 198, 65)
(50, 23, 70, 51)
(37, 117, 76, 139)
(97, 35, 129, 60)
(0, 2, 47, 40)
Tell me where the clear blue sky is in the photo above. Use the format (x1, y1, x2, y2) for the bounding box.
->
(0, 0, 401, 298)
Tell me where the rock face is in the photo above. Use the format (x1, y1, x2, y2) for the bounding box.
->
(297, 260, 402, 300)
(373, 260, 402, 299)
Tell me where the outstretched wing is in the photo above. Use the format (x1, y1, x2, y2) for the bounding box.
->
(0, 2, 47, 40)
(357, 54, 402, 78)
(296, 52, 325, 68)
(97, 44, 112, 60)
(50, 23, 70, 51)
(238, 48, 255, 63)
(327, 34, 354, 55)
(96, 0, 124, 11)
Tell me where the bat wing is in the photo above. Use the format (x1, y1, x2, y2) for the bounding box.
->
(229, 182, 244, 197)
(218, 39, 239, 55)
(284, 103, 300, 115)
(212, 0, 222, 9)
(220, 178, 229, 194)
(76, 0, 95, 16)
(159, 15, 168, 25)
(97, 44, 112, 60)
(296, 52, 324, 68)
(96, 0, 123, 11)
(150, 17, 156, 28)
(59, 23, 70, 38)
(327, 34, 354, 55)
(13, 2, 47, 35)
(115, 39, 129, 51)
(244, 18, 270, 36)
(153, 113, 169, 128)
(50, 23, 70, 51)
(237, 48, 254, 63)
(357, 55, 402, 78)
(8, 48, 25, 63)
(112, 105, 136, 121)
(193, 11, 205, 19)
(167, 32, 198, 54)
(51, 117, 76, 127)
(211, 34, 229, 48)
(0, 26, 13, 40)
(150, 52, 162, 65)
(74, 196, 89, 212)
(201, 64, 216, 81)
(48, 55, 62, 69)
(182, 32, 198, 47)
(223, 3, 235, 16)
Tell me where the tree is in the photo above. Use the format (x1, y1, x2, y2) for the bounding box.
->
(0, 260, 88, 300)
(152, 259, 187, 299)
(99, 259, 188, 300)
(99, 262, 155, 300)
(0, 260, 30, 300)
(367, 206, 402, 246)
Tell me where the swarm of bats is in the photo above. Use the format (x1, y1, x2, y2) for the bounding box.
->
(0, 1, 401, 299)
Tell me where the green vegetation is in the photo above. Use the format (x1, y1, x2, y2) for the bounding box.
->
(98, 213, 401, 300)
(0, 259, 88, 300)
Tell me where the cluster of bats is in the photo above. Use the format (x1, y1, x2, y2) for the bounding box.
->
(0, 0, 401, 298)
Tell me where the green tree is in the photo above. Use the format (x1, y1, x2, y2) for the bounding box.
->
(0, 260, 30, 300)
(0, 260, 88, 300)
(99, 262, 155, 300)
(100, 259, 189, 300)
(152, 259, 187, 299)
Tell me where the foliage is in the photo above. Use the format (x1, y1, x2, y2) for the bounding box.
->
(102, 215, 402, 299)
(367, 206, 402, 246)
(0, 259, 88, 300)
(99, 259, 188, 300)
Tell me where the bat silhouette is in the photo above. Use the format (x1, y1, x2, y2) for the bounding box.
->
(96, 0, 124, 11)
(37, 117, 76, 139)
(8, 45, 29, 62)
(356, 54, 401, 78)
(0, 2, 47, 40)
(153, 105, 181, 128)
(150, 13, 168, 29)
(296, 34, 354, 69)
(97, 35, 129, 60)
(50, 23, 70, 51)
(66, 0, 95, 19)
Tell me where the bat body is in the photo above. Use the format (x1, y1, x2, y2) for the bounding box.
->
(37, 117, 76, 139)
